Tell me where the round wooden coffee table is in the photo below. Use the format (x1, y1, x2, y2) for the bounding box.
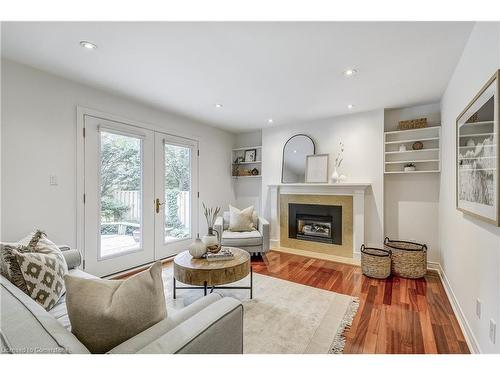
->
(173, 247, 252, 299)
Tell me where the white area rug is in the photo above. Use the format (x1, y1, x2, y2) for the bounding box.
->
(162, 267, 359, 354)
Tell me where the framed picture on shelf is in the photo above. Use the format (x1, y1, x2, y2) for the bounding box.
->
(456, 70, 499, 226)
(244, 149, 257, 162)
(305, 154, 329, 183)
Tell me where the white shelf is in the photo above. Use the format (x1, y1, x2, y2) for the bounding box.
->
(461, 121, 494, 126)
(385, 170, 441, 174)
(385, 148, 439, 155)
(384, 126, 441, 135)
(232, 161, 261, 165)
(232, 175, 262, 179)
(459, 144, 496, 150)
(385, 159, 439, 164)
(385, 137, 439, 145)
(459, 133, 495, 138)
(232, 145, 262, 151)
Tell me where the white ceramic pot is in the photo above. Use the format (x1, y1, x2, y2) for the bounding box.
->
(399, 144, 407, 152)
(188, 237, 206, 258)
(404, 166, 416, 172)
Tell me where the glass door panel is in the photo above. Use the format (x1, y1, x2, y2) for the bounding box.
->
(84, 116, 155, 277)
(155, 133, 198, 259)
(164, 143, 192, 244)
(99, 131, 143, 258)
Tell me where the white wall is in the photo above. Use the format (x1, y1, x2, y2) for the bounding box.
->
(1, 59, 235, 245)
(232, 130, 262, 212)
(261, 109, 385, 247)
(384, 103, 441, 263)
(440, 22, 500, 353)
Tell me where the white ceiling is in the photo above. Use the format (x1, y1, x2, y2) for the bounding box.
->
(1, 22, 473, 133)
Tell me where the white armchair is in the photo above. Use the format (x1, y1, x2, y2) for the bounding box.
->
(214, 211, 270, 255)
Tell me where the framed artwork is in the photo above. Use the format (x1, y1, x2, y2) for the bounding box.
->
(456, 70, 499, 226)
(244, 149, 257, 162)
(305, 154, 329, 183)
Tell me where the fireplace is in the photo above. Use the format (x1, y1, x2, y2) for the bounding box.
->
(288, 203, 342, 245)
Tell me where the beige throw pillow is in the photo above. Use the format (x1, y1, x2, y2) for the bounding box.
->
(229, 205, 255, 232)
(64, 261, 167, 353)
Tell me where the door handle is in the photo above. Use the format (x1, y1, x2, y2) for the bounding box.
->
(155, 198, 165, 214)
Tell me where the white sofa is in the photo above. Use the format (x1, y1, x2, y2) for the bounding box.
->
(0, 248, 244, 354)
(214, 211, 270, 255)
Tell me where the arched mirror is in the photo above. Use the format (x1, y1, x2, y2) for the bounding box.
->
(281, 134, 315, 183)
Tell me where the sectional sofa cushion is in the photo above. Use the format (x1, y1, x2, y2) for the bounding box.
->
(64, 261, 167, 353)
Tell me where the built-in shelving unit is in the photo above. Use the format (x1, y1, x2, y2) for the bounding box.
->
(231, 145, 262, 178)
(384, 126, 441, 174)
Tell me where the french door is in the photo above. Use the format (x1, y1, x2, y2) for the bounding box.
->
(83, 115, 198, 277)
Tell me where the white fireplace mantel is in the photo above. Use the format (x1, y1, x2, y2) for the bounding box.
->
(268, 182, 371, 256)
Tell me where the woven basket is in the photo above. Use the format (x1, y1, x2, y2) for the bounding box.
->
(360, 245, 391, 279)
(384, 237, 427, 279)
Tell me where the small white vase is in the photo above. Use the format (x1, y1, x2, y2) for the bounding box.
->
(331, 168, 340, 183)
(188, 237, 206, 258)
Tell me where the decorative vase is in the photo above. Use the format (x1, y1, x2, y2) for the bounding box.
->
(202, 227, 220, 253)
(188, 237, 206, 258)
(331, 168, 340, 183)
(399, 144, 407, 152)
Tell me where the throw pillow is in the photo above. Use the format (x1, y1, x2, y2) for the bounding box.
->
(64, 261, 167, 353)
(229, 205, 255, 232)
(13, 247, 68, 310)
(0, 243, 34, 293)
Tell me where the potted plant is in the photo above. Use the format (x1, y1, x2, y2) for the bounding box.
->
(404, 163, 416, 172)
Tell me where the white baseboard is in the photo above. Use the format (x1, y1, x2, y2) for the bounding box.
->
(431, 262, 481, 354)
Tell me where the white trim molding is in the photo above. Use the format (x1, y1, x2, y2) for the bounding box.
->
(430, 262, 481, 354)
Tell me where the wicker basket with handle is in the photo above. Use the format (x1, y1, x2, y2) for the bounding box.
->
(383, 237, 427, 278)
(360, 244, 391, 279)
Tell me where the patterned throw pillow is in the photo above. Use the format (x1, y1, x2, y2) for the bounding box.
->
(1, 230, 68, 311)
(13, 249, 68, 310)
(0, 243, 34, 293)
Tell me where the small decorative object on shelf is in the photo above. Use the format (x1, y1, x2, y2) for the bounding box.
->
(251, 168, 259, 176)
(466, 138, 475, 147)
(244, 149, 257, 162)
(202, 203, 220, 251)
(404, 163, 416, 172)
(399, 144, 407, 152)
(398, 117, 427, 130)
(331, 140, 344, 183)
(412, 141, 423, 150)
(234, 156, 244, 164)
(188, 237, 206, 259)
(204, 247, 235, 261)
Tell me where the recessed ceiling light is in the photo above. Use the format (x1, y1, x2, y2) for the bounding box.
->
(347, 104, 354, 109)
(268, 119, 274, 124)
(80, 41, 97, 50)
(344, 68, 357, 77)
(214, 103, 223, 108)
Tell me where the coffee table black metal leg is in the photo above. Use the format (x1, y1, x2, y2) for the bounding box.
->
(250, 266, 253, 299)
(173, 277, 176, 299)
(204, 281, 207, 296)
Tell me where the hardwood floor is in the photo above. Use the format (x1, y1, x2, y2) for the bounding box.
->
(252, 250, 470, 354)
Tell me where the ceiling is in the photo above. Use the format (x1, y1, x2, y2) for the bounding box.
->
(1, 22, 473, 133)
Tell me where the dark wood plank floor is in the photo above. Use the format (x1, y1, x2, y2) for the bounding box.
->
(252, 250, 469, 354)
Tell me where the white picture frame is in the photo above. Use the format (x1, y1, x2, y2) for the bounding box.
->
(305, 154, 329, 183)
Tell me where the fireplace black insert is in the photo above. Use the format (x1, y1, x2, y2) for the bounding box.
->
(288, 203, 342, 245)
